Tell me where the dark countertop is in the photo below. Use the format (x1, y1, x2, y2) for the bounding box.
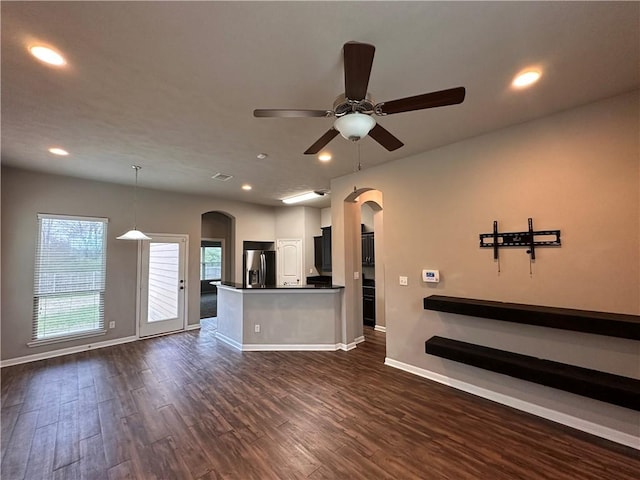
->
(218, 281, 344, 290)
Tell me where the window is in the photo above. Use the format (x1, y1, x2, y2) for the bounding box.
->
(31, 214, 108, 344)
(200, 242, 222, 281)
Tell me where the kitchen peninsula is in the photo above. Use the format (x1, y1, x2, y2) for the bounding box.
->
(216, 282, 345, 351)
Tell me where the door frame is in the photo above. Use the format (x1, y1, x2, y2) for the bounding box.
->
(136, 233, 189, 338)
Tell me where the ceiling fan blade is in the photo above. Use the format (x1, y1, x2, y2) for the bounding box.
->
(253, 109, 332, 118)
(377, 87, 466, 115)
(304, 129, 339, 155)
(368, 124, 404, 151)
(343, 41, 375, 101)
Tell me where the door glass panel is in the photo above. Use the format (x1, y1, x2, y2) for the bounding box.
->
(147, 242, 179, 322)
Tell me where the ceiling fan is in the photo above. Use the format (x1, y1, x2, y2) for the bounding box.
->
(253, 41, 466, 155)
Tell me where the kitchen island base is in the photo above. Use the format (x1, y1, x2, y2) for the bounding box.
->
(216, 284, 344, 351)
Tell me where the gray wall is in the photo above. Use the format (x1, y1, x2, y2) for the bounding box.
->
(330, 91, 640, 438)
(1, 168, 277, 361)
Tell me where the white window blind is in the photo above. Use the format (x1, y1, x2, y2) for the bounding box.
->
(32, 214, 108, 343)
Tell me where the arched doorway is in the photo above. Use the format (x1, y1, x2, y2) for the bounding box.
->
(200, 211, 235, 322)
(343, 188, 386, 347)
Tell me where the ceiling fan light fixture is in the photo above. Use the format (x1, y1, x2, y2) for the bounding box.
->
(334, 113, 376, 141)
(282, 191, 325, 205)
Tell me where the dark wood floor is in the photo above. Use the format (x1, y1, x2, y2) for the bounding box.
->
(2, 322, 638, 479)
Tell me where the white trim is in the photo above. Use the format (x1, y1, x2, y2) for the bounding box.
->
(214, 332, 243, 350)
(354, 335, 365, 344)
(242, 343, 341, 352)
(28, 329, 107, 347)
(186, 323, 201, 331)
(374, 325, 387, 333)
(384, 357, 640, 450)
(37, 213, 109, 223)
(339, 341, 358, 351)
(2, 335, 138, 368)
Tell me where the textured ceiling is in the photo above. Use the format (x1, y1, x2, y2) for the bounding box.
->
(2, 2, 638, 207)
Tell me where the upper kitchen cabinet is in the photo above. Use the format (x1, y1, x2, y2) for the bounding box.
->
(321, 227, 332, 272)
(362, 232, 374, 266)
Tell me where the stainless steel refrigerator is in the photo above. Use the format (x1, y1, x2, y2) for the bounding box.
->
(243, 250, 276, 287)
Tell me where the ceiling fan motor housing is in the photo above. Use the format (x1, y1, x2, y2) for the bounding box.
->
(333, 93, 375, 117)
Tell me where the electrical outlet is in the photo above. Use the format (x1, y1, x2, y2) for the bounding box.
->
(309, 268, 313, 273)
(354, 271, 360, 280)
(254, 324, 260, 333)
(399, 276, 408, 286)
(109, 321, 115, 329)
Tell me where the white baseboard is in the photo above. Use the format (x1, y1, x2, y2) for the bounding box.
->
(214, 332, 243, 350)
(354, 335, 365, 344)
(242, 343, 341, 352)
(384, 357, 639, 450)
(339, 341, 358, 351)
(185, 323, 201, 331)
(374, 325, 387, 333)
(1, 335, 139, 368)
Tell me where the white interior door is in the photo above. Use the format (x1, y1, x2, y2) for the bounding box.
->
(138, 234, 187, 337)
(277, 239, 303, 285)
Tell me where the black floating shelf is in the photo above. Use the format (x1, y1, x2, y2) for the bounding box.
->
(423, 295, 640, 340)
(425, 336, 640, 411)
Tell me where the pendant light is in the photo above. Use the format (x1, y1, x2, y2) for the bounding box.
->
(117, 165, 151, 240)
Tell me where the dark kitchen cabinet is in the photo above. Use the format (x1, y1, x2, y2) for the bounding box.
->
(361, 232, 375, 266)
(321, 227, 332, 272)
(313, 227, 332, 272)
(363, 284, 375, 326)
(314, 236, 322, 269)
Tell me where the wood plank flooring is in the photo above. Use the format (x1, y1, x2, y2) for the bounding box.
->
(2, 322, 638, 479)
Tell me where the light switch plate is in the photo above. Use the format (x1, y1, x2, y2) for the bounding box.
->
(354, 271, 360, 280)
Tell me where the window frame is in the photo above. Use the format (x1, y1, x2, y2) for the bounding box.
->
(200, 242, 223, 282)
(29, 213, 109, 347)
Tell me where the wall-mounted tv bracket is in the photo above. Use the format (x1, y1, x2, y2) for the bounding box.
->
(479, 218, 561, 274)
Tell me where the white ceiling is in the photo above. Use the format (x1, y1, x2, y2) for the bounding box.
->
(2, 2, 638, 207)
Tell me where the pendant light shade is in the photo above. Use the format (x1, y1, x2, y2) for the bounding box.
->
(117, 229, 151, 241)
(333, 113, 376, 141)
(117, 165, 151, 241)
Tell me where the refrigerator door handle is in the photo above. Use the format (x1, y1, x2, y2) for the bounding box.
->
(260, 253, 266, 286)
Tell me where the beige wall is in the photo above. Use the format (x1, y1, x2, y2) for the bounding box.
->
(1, 168, 276, 361)
(275, 206, 322, 279)
(330, 91, 639, 439)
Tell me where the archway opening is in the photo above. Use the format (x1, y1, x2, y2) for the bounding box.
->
(200, 211, 235, 322)
(343, 188, 386, 351)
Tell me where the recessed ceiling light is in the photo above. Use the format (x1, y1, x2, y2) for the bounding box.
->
(48, 147, 69, 156)
(256, 153, 268, 160)
(512, 70, 541, 89)
(318, 153, 332, 162)
(29, 45, 66, 66)
(242, 184, 252, 191)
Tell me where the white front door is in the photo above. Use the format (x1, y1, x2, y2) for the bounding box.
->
(277, 239, 303, 285)
(138, 234, 187, 337)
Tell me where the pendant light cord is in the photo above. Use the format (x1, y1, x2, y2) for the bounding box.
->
(133, 165, 141, 229)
